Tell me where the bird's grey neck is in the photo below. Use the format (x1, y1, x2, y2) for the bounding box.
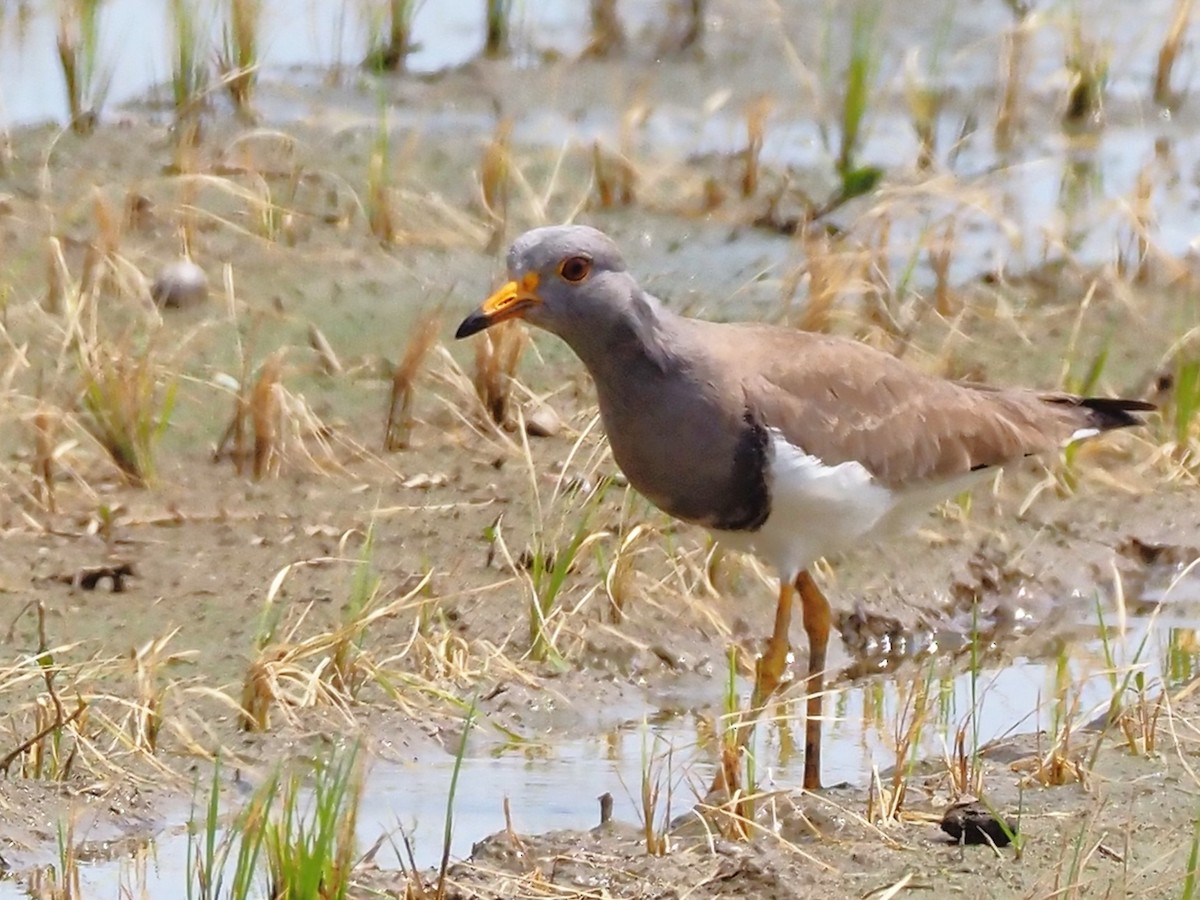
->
(567, 290, 677, 378)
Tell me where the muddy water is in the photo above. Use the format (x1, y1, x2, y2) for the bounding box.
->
(5, 561, 1197, 898)
(0, 0, 665, 125)
(6, 0, 1199, 278)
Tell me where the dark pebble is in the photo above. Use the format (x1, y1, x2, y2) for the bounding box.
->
(940, 800, 1017, 847)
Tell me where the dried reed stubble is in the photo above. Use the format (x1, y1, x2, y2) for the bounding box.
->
(742, 96, 772, 198)
(592, 142, 636, 209)
(251, 349, 283, 480)
(473, 321, 526, 426)
(584, 0, 626, 57)
(385, 309, 442, 450)
(1155, 0, 1194, 107)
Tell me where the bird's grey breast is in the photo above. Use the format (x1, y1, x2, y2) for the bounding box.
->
(593, 365, 772, 532)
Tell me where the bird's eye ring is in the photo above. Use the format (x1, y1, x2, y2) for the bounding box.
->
(559, 256, 591, 283)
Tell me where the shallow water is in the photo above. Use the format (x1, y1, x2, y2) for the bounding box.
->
(5, 0, 1200, 280)
(3, 562, 1196, 898)
(0, 0, 665, 126)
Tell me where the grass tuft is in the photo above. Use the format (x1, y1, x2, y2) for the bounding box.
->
(55, 0, 111, 134)
(217, 0, 262, 121)
(385, 308, 442, 451)
(1154, 0, 1193, 108)
(364, 0, 419, 72)
(77, 336, 177, 487)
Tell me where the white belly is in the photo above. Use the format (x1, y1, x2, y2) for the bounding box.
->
(708, 430, 986, 582)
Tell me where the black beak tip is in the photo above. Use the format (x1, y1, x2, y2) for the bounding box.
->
(454, 312, 489, 340)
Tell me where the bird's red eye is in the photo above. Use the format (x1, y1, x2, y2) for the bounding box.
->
(559, 256, 591, 283)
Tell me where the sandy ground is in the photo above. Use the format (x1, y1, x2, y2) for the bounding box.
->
(2, 1, 1200, 896)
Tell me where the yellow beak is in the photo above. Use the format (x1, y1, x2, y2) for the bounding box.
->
(455, 273, 540, 338)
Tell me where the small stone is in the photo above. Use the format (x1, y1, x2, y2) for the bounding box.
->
(401, 472, 447, 490)
(152, 259, 208, 309)
(940, 800, 1017, 847)
(524, 403, 562, 438)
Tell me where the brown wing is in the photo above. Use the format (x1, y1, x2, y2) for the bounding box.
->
(701, 324, 1147, 487)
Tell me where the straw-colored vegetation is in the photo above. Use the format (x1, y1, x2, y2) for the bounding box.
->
(3, 0, 1200, 897)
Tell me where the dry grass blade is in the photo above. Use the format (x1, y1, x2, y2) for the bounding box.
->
(308, 323, 343, 375)
(1154, 0, 1194, 107)
(385, 308, 443, 451)
(742, 95, 772, 198)
(994, 23, 1028, 152)
(43, 237, 75, 317)
(794, 228, 862, 333)
(592, 141, 637, 209)
(32, 404, 58, 512)
(473, 321, 526, 426)
(239, 558, 433, 732)
(251, 349, 284, 480)
(368, 109, 397, 243)
(929, 220, 957, 316)
(481, 118, 512, 250)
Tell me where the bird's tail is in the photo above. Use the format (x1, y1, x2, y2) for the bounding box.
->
(1047, 396, 1156, 432)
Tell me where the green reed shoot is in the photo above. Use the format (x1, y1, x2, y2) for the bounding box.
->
(638, 727, 672, 856)
(264, 744, 363, 900)
(330, 528, 382, 697)
(55, 817, 82, 900)
(78, 339, 177, 487)
(170, 0, 209, 120)
(364, 0, 419, 71)
(834, 0, 884, 199)
(217, 0, 262, 120)
(1171, 356, 1200, 455)
(484, 0, 512, 57)
(186, 756, 270, 900)
(56, 0, 112, 134)
(437, 698, 477, 898)
(527, 488, 604, 663)
(1063, 11, 1108, 125)
(1089, 597, 1154, 766)
(1183, 813, 1200, 899)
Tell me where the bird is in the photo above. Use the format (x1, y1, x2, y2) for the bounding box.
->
(455, 224, 1153, 791)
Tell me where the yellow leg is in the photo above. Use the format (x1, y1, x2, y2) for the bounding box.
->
(797, 570, 831, 791)
(711, 581, 795, 802)
(752, 580, 794, 708)
(711, 574, 831, 801)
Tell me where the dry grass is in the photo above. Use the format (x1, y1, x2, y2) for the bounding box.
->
(994, 15, 1029, 152)
(385, 308, 443, 451)
(480, 117, 513, 248)
(584, 0, 626, 58)
(1154, 0, 1193, 107)
(741, 95, 772, 198)
(592, 141, 637, 210)
(216, 0, 262, 121)
(472, 320, 526, 427)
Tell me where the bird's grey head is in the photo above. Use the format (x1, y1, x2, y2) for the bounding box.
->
(454, 225, 644, 349)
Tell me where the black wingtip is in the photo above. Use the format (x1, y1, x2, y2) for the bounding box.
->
(1078, 397, 1157, 430)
